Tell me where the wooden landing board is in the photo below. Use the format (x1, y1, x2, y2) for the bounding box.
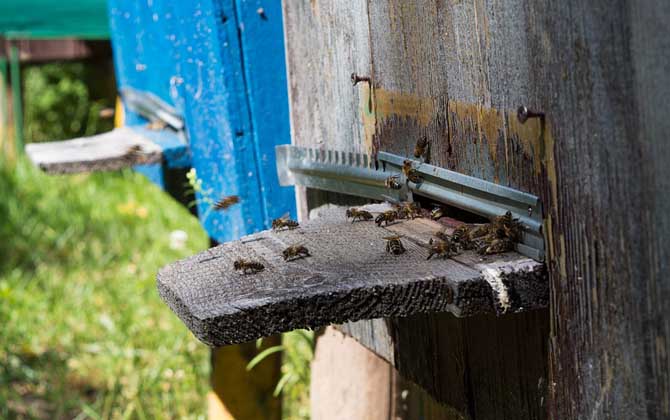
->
(25, 127, 163, 174)
(157, 205, 547, 347)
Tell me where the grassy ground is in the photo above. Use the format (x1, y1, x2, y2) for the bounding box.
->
(0, 157, 211, 419)
(0, 156, 313, 419)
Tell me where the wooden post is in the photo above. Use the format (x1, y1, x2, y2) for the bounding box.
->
(208, 337, 282, 420)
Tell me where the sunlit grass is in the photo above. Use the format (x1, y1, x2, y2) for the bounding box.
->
(0, 157, 210, 419)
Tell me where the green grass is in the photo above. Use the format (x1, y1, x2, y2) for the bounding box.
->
(0, 157, 313, 419)
(0, 157, 210, 419)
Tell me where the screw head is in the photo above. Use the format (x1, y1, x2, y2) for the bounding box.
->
(517, 106, 530, 123)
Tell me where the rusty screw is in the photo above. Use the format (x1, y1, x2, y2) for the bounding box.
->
(351, 73, 371, 86)
(517, 106, 545, 124)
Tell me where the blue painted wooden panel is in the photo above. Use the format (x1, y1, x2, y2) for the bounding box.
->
(235, 0, 295, 227)
(108, 0, 294, 243)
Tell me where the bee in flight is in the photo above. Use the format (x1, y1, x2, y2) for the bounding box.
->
(375, 210, 398, 226)
(233, 258, 265, 274)
(383, 235, 406, 255)
(384, 175, 401, 190)
(282, 244, 311, 261)
(402, 160, 423, 184)
(272, 214, 299, 231)
(413, 136, 429, 161)
(426, 238, 458, 260)
(346, 208, 374, 223)
(213, 195, 240, 211)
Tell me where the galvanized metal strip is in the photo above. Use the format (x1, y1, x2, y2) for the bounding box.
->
(276, 145, 544, 260)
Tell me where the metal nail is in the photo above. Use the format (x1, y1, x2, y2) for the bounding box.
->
(257, 8, 267, 19)
(517, 106, 545, 124)
(351, 73, 371, 86)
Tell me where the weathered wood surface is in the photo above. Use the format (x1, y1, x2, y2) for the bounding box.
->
(158, 205, 546, 347)
(283, 1, 670, 418)
(311, 326, 462, 420)
(338, 310, 549, 420)
(25, 127, 162, 174)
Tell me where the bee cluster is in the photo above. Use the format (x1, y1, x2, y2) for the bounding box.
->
(432, 211, 522, 258)
(234, 215, 308, 275)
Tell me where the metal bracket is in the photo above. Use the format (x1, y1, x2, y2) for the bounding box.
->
(276, 145, 544, 260)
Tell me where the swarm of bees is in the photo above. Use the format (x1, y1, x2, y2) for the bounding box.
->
(234, 258, 265, 274)
(431, 211, 522, 257)
(272, 215, 300, 231)
(283, 244, 311, 261)
(346, 208, 374, 222)
(213, 195, 240, 211)
(413, 136, 430, 161)
(384, 236, 406, 255)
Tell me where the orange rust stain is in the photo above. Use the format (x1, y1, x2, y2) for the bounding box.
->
(372, 88, 435, 126)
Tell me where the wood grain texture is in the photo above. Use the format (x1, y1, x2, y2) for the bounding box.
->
(25, 127, 162, 174)
(158, 206, 546, 347)
(283, 1, 670, 418)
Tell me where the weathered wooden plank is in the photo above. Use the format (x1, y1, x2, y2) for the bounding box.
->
(338, 309, 549, 420)
(158, 206, 546, 347)
(25, 127, 163, 174)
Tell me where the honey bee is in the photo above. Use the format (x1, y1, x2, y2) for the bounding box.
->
(272, 215, 299, 231)
(491, 211, 522, 242)
(450, 224, 472, 244)
(468, 224, 491, 240)
(383, 235, 406, 255)
(346, 208, 374, 223)
(402, 160, 423, 184)
(213, 195, 240, 211)
(426, 238, 458, 260)
(396, 201, 421, 220)
(434, 229, 450, 242)
(282, 245, 311, 261)
(124, 145, 145, 162)
(233, 258, 265, 274)
(375, 210, 398, 226)
(384, 175, 401, 190)
(430, 206, 445, 220)
(479, 238, 514, 255)
(413, 136, 429, 160)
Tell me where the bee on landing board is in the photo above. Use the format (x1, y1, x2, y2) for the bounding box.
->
(375, 210, 399, 227)
(413, 136, 429, 161)
(213, 195, 240, 211)
(396, 201, 422, 220)
(479, 238, 514, 255)
(384, 175, 402, 190)
(431, 206, 445, 220)
(124, 145, 146, 162)
(384, 235, 406, 255)
(426, 238, 458, 260)
(282, 245, 310, 261)
(434, 229, 450, 242)
(272, 214, 299, 231)
(346, 208, 374, 223)
(233, 258, 264, 274)
(402, 160, 423, 184)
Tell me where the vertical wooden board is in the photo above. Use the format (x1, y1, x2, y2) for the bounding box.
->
(366, 0, 544, 192)
(234, 0, 296, 224)
(282, 0, 372, 154)
(172, 0, 266, 242)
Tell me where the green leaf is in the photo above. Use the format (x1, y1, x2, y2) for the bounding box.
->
(246, 345, 284, 371)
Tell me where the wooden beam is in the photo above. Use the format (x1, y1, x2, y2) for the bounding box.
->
(158, 205, 547, 347)
(25, 127, 163, 173)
